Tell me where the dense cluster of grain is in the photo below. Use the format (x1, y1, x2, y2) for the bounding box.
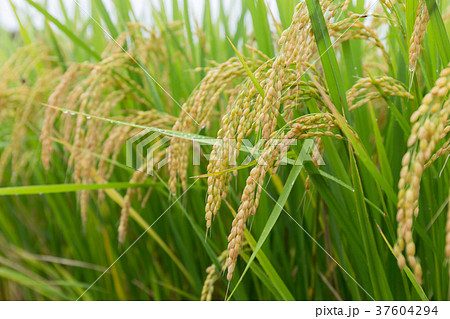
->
(394, 64, 450, 284)
(409, 0, 429, 72)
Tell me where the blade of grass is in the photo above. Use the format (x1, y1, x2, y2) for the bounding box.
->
(425, 0, 450, 66)
(376, 224, 428, 300)
(368, 104, 394, 185)
(349, 148, 393, 299)
(0, 182, 158, 196)
(90, 171, 195, 287)
(93, 0, 119, 39)
(227, 36, 265, 98)
(0, 267, 70, 300)
(245, 0, 274, 57)
(9, 0, 31, 45)
(44, 21, 67, 71)
(25, 0, 101, 60)
(305, 0, 349, 117)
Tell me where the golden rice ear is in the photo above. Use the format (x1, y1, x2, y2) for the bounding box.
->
(200, 249, 231, 301)
(395, 64, 450, 284)
(41, 64, 81, 169)
(200, 265, 219, 301)
(408, 0, 429, 72)
(346, 76, 414, 111)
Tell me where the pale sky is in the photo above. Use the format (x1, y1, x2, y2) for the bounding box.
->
(1, 0, 267, 31)
(1, 0, 377, 33)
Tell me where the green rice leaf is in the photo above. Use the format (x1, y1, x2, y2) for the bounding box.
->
(425, 0, 450, 66)
(227, 36, 265, 99)
(0, 182, 158, 196)
(25, 0, 101, 60)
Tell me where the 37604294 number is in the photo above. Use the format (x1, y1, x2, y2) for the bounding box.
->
(375, 306, 438, 316)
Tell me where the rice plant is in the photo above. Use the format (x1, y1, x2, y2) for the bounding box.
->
(0, 0, 449, 301)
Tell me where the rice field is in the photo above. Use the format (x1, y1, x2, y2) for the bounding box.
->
(0, 0, 449, 301)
